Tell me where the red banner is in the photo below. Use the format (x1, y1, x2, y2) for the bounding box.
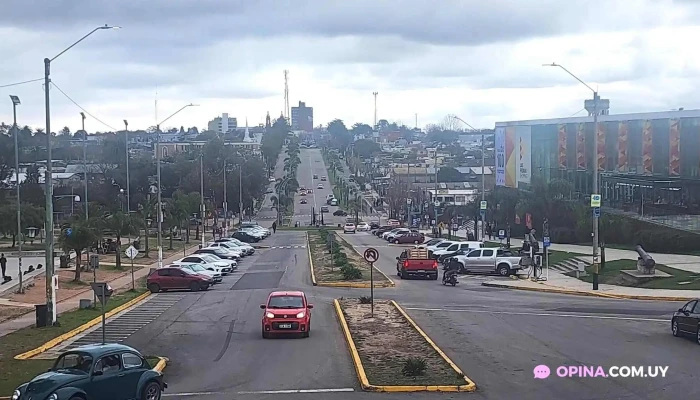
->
(525, 213, 532, 230)
(596, 122, 606, 171)
(558, 124, 567, 169)
(669, 119, 680, 176)
(576, 123, 586, 169)
(643, 120, 653, 175)
(617, 122, 628, 172)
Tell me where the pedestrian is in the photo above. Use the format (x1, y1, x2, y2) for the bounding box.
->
(272, 221, 277, 233)
(0, 253, 6, 279)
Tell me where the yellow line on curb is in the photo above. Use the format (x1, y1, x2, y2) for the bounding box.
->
(153, 356, 169, 373)
(481, 282, 693, 301)
(14, 291, 152, 360)
(333, 298, 476, 392)
(308, 231, 318, 286)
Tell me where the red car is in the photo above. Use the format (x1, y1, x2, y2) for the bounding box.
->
(260, 291, 313, 338)
(392, 232, 425, 244)
(147, 266, 213, 293)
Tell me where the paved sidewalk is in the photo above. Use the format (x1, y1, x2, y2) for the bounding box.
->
(0, 238, 211, 338)
(483, 270, 700, 301)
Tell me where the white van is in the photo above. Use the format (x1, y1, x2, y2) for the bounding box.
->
(330, 198, 338, 206)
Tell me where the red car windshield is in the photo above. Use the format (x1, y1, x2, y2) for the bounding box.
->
(268, 296, 304, 309)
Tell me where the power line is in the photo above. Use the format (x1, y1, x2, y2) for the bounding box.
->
(50, 81, 118, 131)
(0, 77, 43, 89)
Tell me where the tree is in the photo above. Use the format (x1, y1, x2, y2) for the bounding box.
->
(437, 167, 464, 182)
(0, 202, 44, 247)
(327, 119, 351, 153)
(103, 211, 141, 269)
(58, 219, 100, 281)
(352, 139, 380, 159)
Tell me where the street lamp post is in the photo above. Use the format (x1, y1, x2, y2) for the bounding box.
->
(10, 95, 23, 293)
(199, 152, 205, 248)
(544, 62, 600, 290)
(43, 24, 119, 325)
(124, 120, 130, 213)
(80, 112, 88, 219)
(222, 159, 227, 236)
(451, 115, 484, 239)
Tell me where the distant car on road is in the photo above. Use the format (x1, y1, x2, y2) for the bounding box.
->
(261, 290, 313, 338)
(321, 176, 327, 181)
(333, 209, 347, 216)
(356, 222, 370, 231)
(672, 299, 700, 344)
(300, 198, 308, 204)
(313, 174, 318, 179)
(11, 343, 167, 400)
(321, 205, 329, 212)
(317, 183, 324, 189)
(343, 223, 356, 233)
(147, 266, 213, 292)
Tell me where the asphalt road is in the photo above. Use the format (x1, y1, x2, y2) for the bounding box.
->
(293, 148, 348, 227)
(338, 231, 699, 400)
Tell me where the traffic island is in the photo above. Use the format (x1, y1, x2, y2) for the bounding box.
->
(308, 230, 393, 288)
(335, 298, 475, 392)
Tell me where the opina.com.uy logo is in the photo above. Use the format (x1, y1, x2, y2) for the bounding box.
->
(533, 365, 669, 379)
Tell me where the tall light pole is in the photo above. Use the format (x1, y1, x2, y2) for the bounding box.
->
(373, 92, 378, 128)
(238, 162, 243, 224)
(199, 152, 205, 248)
(544, 62, 600, 290)
(124, 119, 130, 213)
(222, 158, 227, 235)
(43, 24, 120, 325)
(10, 95, 23, 293)
(80, 112, 88, 219)
(451, 115, 484, 239)
(155, 104, 198, 268)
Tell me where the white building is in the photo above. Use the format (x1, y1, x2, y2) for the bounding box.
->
(207, 113, 238, 134)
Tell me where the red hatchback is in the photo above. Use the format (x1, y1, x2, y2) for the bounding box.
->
(147, 266, 213, 293)
(260, 291, 313, 338)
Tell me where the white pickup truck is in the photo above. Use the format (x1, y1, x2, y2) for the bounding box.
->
(450, 248, 524, 276)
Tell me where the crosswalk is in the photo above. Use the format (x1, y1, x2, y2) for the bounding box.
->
(268, 245, 307, 249)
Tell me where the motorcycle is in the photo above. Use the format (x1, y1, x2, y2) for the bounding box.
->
(442, 271, 458, 286)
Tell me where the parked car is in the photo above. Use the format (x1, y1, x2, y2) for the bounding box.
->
(451, 248, 524, 276)
(383, 228, 411, 241)
(174, 254, 236, 273)
(213, 238, 254, 255)
(261, 290, 313, 338)
(195, 247, 240, 260)
(178, 263, 223, 283)
(392, 232, 425, 244)
(387, 219, 401, 227)
(369, 222, 380, 229)
(11, 344, 167, 400)
(356, 222, 370, 231)
(433, 242, 483, 262)
(672, 299, 700, 344)
(343, 223, 356, 233)
(417, 238, 446, 249)
(206, 242, 244, 257)
(373, 226, 394, 237)
(240, 222, 271, 237)
(231, 231, 261, 243)
(333, 209, 347, 216)
(147, 266, 213, 292)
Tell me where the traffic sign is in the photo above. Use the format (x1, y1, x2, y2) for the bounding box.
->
(65, 228, 72, 237)
(480, 210, 486, 217)
(590, 194, 601, 207)
(480, 201, 487, 210)
(125, 245, 138, 260)
(363, 247, 379, 263)
(593, 207, 601, 218)
(498, 229, 505, 240)
(543, 236, 551, 248)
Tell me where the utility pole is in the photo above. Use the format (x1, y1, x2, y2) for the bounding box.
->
(238, 163, 243, 224)
(124, 120, 130, 213)
(10, 95, 23, 293)
(200, 153, 205, 248)
(481, 130, 485, 241)
(223, 159, 227, 235)
(81, 112, 88, 219)
(372, 92, 378, 128)
(156, 124, 163, 268)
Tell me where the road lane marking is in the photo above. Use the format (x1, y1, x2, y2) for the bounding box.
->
(163, 392, 216, 397)
(403, 307, 668, 322)
(238, 388, 355, 394)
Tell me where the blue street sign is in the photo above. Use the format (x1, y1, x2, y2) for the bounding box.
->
(480, 210, 486, 217)
(543, 236, 551, 248)
(498, 230, 505, 240)
(65, 228, 72, 236)
(593, 207, 601, 218)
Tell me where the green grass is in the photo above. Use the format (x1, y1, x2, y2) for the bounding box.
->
(570, 259, 700, 290)
(0, 287, 147, 396)
(547, 250, 586, 266)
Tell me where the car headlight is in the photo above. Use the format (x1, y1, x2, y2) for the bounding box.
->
(266, 312, 275, 318)
(296, 311, 305, 318)
(11, 390, 20, 400)
(48, 394, 58, 400)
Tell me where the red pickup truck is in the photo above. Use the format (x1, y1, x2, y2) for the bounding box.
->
(396, 248, 438, 280)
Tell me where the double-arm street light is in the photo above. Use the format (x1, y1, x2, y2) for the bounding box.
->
(80, 112, 88, 219)
(124, 119, 130, 213)
(543, 62, 600, 290)
(155, 104, 198, 268)
(450, 115, 485, 240)
(43, 24, 120, 325)
(10, 95, 23, 293)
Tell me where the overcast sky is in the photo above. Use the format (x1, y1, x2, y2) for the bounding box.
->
(1, 0, 698, 133)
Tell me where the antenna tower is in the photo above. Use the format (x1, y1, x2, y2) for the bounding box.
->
(283, 70, 290, 122)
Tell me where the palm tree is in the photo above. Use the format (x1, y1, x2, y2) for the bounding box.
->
(58, 219, 100, 282)
(103, 211, 142, 269)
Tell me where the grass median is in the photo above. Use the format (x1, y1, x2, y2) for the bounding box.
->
(337, 298, 471, 389)
(308, 229, 390, 286)
(0, 284, 147, 396)
(568, 259, 700, 290)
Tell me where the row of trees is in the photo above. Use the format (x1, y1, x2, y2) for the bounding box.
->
(271, 137, 301, 218)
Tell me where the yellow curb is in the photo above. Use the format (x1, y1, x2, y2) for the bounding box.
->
(14, 291, 151, 360)
(317, 281, 394, 288)
(481, 282, 694, 301)
(308, 232, 318, 286)
(333, 299, 476, 392)
(153, 356, 169, 373)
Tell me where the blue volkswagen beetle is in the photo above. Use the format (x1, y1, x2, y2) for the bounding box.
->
(11, 343, 166, 400)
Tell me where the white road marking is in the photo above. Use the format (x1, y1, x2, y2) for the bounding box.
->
(163, 392, 216, 397)
(238, 388, 355, 394)
(404, 307, 669, 322)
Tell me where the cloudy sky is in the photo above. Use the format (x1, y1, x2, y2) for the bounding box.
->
(1, 0, 698, 133)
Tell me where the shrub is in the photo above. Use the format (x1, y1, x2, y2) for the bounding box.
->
(358, 296, 372, 304)
(402, 357, 427, 377)
(341, 264, 362, 280)
(333, 252, 348, 264)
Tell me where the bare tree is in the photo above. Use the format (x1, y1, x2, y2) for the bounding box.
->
(440, 115, 463, 132)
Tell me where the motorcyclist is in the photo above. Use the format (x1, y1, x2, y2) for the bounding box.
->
(443, 258, 460, 283)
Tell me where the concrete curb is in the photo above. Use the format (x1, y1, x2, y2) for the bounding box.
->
(14, 291, 151, 360)
(481, 282, 694, 301)
(253, 245, 271, 249)
(153, 356, 169, 373)
(308, 232, 318, 286)
(333, 298, 476, 392)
